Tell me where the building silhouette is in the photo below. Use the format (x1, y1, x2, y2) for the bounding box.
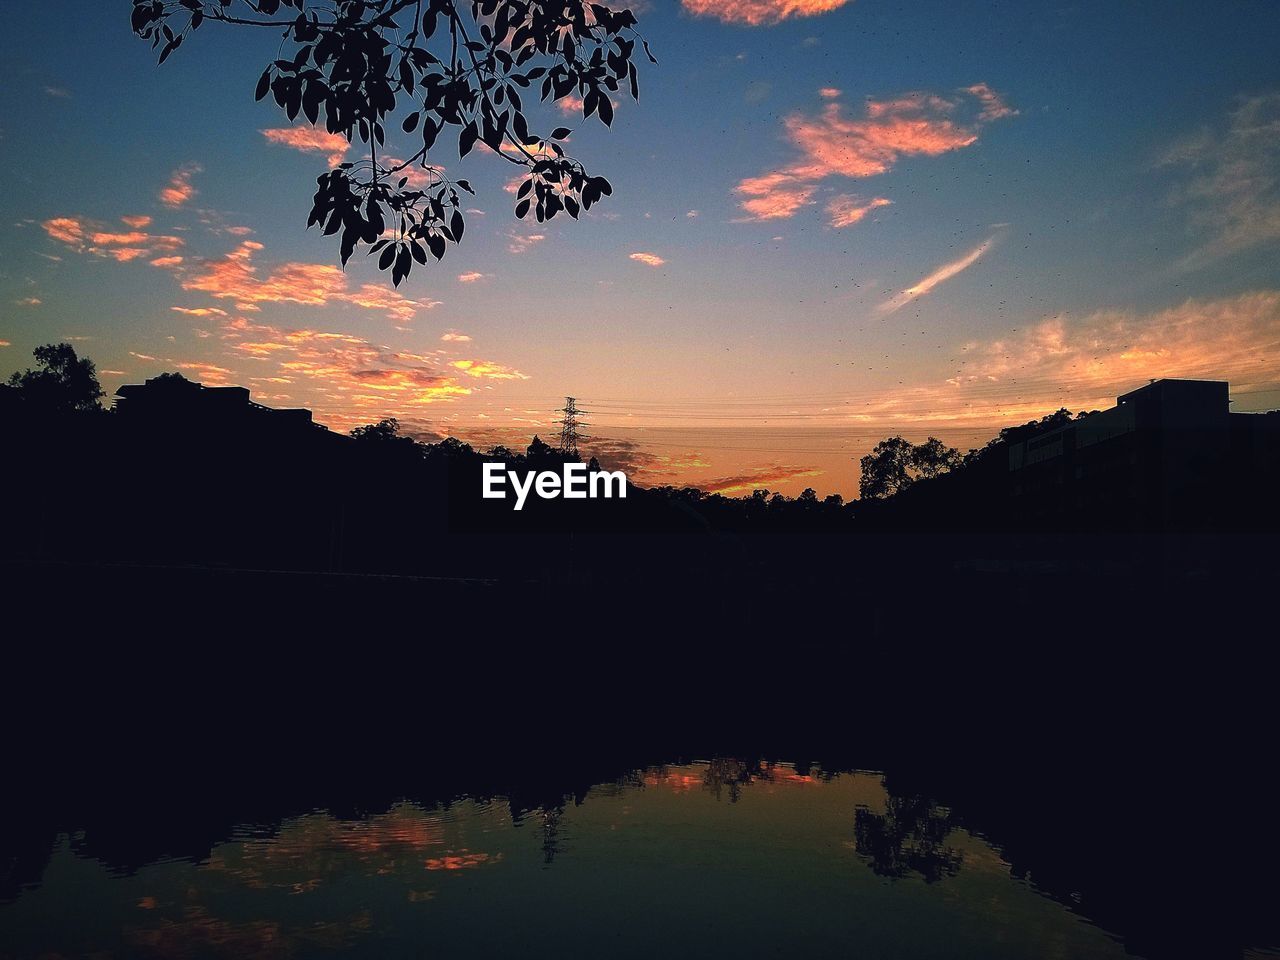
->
(1005, 378, 1279, 529)
(114, 374, 336, 439)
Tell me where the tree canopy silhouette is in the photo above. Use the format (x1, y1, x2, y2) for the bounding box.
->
(131, 0, 654, 285)
(3, 343, 104, 415)
(858, 436, 961, 500)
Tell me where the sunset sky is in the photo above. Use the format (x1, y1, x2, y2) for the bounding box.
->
(2, 0, 1278, 496)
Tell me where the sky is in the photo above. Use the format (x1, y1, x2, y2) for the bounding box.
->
(2, 0, 1279, 497)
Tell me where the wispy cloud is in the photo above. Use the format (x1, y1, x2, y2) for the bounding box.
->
(963, 83, 1019, 121)
(827, 194, 891, 228)
(630, 252, 666, 266)
(736, 86, 1014, 225)
(856, 290, 1280, 431)
(261, 128, 351, 166)
(682, 0, 852, 27)
(507, 232, 546, 254)
(42, 215, 184, 263)
(457, 271, 487, 283)
(181, 240, 436, 322)
(441, 332, 472, 342)
(1161, 92, 1280, 271)
(160, 164, 201, 208)
(878, 236, 996, 314)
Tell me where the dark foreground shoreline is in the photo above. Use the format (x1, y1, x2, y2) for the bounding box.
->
(2, 550, 1277, 959)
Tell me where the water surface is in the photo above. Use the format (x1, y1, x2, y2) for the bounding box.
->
(0, 761, 1136, 959)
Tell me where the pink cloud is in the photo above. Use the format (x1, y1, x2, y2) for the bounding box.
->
(735, 86, 1014, 224)
(261, 128, 350, 166)
(629, 252, 666, 267)
(964, 83, 1019, 121)
(682, 0, 852, 26)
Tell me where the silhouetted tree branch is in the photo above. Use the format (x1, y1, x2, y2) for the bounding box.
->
(131, 0, 654, 284)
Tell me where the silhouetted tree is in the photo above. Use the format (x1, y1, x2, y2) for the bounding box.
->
(5, 343, 104, 415)
(911, 437, 962, 479)
(859, 437, 915, 500)
(351, 417, 402, 442)
(131, 0, 655, 284)
(859, 436, 961, 500)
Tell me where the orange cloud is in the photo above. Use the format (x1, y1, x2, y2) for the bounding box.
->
(450, 359, 528, 380)
(160, 164, 200, 207)
(171, 306, 228, 317)
(441, 332, 472, 342)
(735, 173, 816, 220)
(121, 215, 153, 228)
(182, 241, 435, 321)
(42, 217, 86, 245)
(457, 272, 486, 283)
(214, 317, 529, 425)
(100, 248, 150, 262)
(151, 256, 185, 268)
(629, 252, 666, 267)
(45, 215, 185, 263)
(682, 0, 851, 26)
(90, 231, 157, 246)
(819, 87, 842, 99)
(261, 128, 351, 166)
(736, 87, 1013, 224)
(701, 464, 825, 494)
(827, 194, 891, 228)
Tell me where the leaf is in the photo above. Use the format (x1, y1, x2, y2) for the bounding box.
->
(255, 69, 271, 101)
(459, 122, 478, 158)
(402, 111, 420, 133)
(515, 198, 530, 219)
(450, 209, 464, 241)
(551, 126, 571, 140)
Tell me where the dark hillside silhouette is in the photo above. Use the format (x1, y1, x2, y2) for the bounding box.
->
(3, 346, 1279, 585)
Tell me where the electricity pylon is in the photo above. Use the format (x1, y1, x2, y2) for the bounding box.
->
(556, 397, 590, 457)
